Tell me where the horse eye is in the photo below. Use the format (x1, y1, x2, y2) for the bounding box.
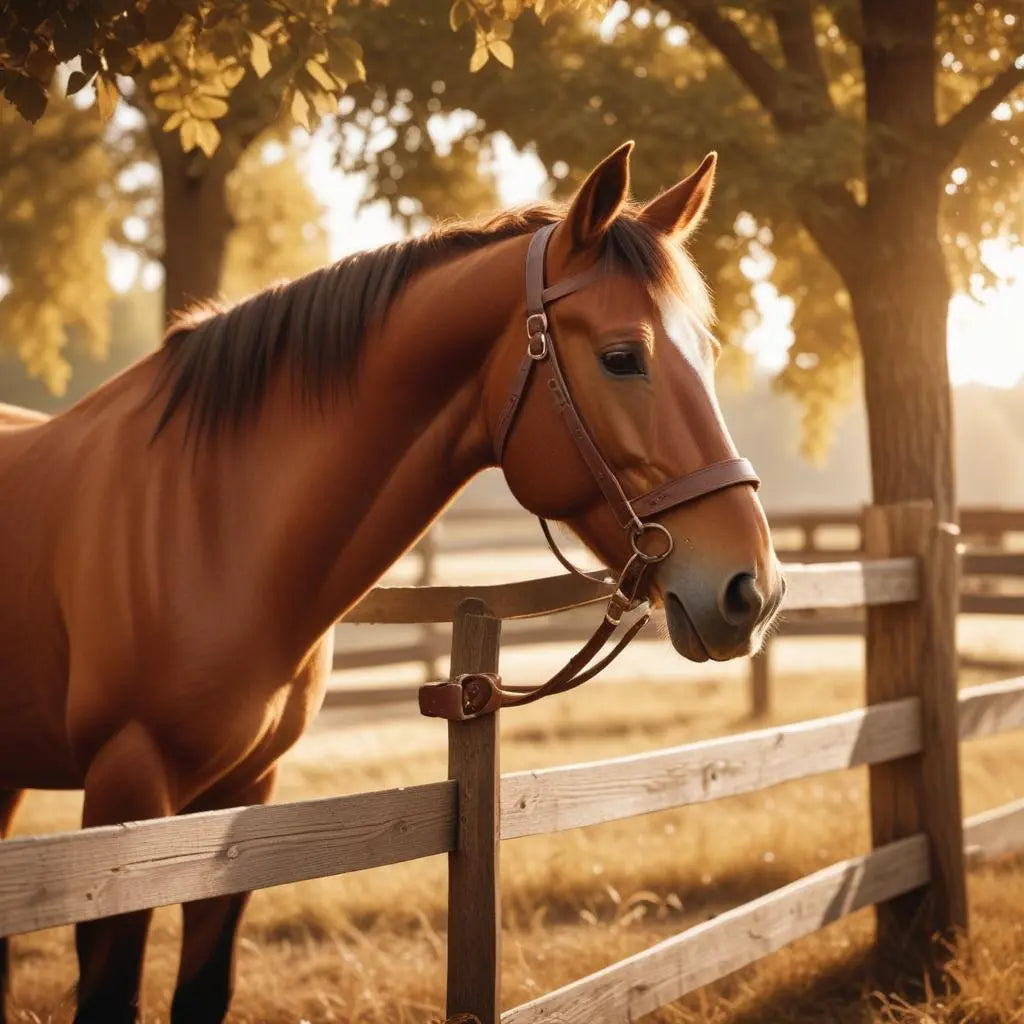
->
(600, 348, 646, 378)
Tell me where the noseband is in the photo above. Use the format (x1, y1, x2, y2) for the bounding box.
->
(419, 222, 759, 721)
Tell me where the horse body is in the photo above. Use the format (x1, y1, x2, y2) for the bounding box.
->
(0, 145, 783, 1022)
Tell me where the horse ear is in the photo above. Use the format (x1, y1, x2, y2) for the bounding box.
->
(563, 141, 634, 252)
(640, 152, 717, 240)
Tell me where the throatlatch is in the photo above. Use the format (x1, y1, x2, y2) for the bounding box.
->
(418, 222, 759, 721)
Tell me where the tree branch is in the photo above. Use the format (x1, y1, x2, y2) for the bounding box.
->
(934, 61, 1024, 165)
(660, 1, 781, 113)
(661, 1, 863, 276)
(771, 0, 833, 104)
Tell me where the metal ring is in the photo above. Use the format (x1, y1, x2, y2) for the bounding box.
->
(527, 334, 548, 360)
(630, 521, 674, 563)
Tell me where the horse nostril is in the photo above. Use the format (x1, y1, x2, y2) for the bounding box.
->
(719, 572, 763, 627)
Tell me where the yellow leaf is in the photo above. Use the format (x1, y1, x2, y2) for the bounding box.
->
(304, 58, 336, 91)
(163, 108, 187, 131)
(290, 88, 311, 131)
(95, 75, 119, 121)
(187, 95, 229, 118)
(222, 63, 245, 89)
(449, 0, 470, 30)
(153, 91, 183, 110)
(149, 71, 181, 92)
(180, 116, 199, 151)
(488, 39, 514, 68)
(491, 18, 512, 39)
(469, 45, 489, 72)
(312, 88, 339, 116)
(194, 119, 221, 157)
(249, 32, 271, 78)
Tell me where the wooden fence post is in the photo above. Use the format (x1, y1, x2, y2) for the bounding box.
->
(446, 598, 502, 1024)
(863, 501, 967, 968)
(749, 640, 772, 718)
(418, 528, 443, 680)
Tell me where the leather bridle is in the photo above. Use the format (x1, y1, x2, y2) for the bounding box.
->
(419, 222, 759, 721)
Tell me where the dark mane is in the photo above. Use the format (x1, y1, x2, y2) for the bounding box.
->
(153, 203, 710, 440)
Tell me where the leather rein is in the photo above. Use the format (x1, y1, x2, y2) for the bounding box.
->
(419, 222, 759, 721)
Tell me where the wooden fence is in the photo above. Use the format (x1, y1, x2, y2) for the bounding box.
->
(2, 500, 1024, 1023)
(329, 504, 1024, 716)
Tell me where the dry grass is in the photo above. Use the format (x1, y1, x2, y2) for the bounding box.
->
(6, 664, 1024, 1023)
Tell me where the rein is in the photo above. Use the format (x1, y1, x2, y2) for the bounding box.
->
(419, 223, 759, 721)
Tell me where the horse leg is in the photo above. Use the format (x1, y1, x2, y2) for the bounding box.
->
(170, 769, 277, 1024)
(0, 789, 24, 1024)
(74, 724, 174, 1024)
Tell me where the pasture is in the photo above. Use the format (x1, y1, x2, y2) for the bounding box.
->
(7, 656, 1023, 1023)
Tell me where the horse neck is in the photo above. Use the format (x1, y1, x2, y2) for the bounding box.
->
(208, 232, 529, 655)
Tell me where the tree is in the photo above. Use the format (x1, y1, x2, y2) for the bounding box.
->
(0, 107, 327, 393)
(0, 99, 119, 394)
(2, 1, 365, 327)
(339, 1, 1023, 517)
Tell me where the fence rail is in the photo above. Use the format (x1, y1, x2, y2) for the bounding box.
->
(330, 506, 1024, 716)
(3, 672, 1023, 938)
(3, 501, 1024, 1024)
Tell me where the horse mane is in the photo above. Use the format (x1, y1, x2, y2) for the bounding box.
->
(152, 202, 711, 441)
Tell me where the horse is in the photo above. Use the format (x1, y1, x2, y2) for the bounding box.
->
(0, 141, 783, 1022)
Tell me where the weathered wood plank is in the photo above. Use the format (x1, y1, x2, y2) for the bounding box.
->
(961, 552, 1024, 576)
(501, 835, 930, 1024)
(342, 573, 613, 624)
(341, 557, 921, 626)
(961, 594, 1024, 616)
(501, 699, 922, 841)
(964, 799, 1024, 861)
(446, 600, 503, 1024)
(958, 677, 1024, 741)
(781, 558, 919, 611)
(0, 782, 455, 938)
(863, 502, 967, 960)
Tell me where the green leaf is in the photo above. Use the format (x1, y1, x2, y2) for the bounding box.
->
(488, 39, 514, 68)
(103, 39, 137, 75)
(249, 32, 271, 78)
(5, 74, 47, 122)
(144, 0, 183, 42)
(26, 48, 58, 85)
(66, 69, 93, 96)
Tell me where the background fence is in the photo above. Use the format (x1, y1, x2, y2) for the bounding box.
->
(329, 504, 1024, 717)
(2, 499, 1024, 1022)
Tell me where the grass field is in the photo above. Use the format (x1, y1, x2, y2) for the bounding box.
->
(6, 662, 1024, 1023)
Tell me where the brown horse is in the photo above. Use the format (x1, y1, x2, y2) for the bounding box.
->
(0, 143, 782, 1022)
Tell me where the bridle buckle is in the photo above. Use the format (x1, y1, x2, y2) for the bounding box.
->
(526, 312, 549, 360)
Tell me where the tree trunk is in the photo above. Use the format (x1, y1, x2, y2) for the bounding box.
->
(850, 175, 956, 523)
(852, 0, 955, 523)
(152, 131, 236, 322)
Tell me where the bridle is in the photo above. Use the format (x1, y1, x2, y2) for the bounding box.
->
(419, 222, 759, 721)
